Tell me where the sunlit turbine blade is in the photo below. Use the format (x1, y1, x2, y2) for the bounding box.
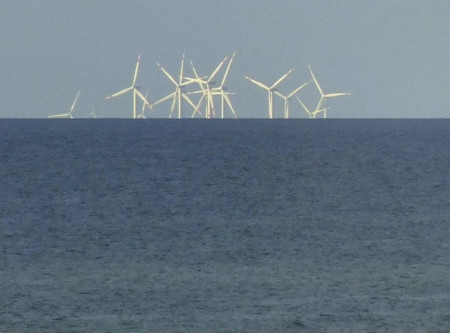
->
(245, 76, 270, 90)
(189, 62, 209, 90)
(132, 55, 141, 87)
(296, 96, 312, 117)
(270, 69, 293, 90)
(221, 51, 236, 88)
(315, 97, 325, 113)
(287, 82, 309, 98)
(135, 89, 152, 109)
(157, 63, 178, 87)
(48, 113, 70, 118)
(323, 92, 352, 98)
(179, 54, 185, 85)
(138, 90, 147, 118)
(181, 93, 197, 109)
(151, 92, 175, 108)
(222, 93, 237, 118)
(274, 91, 286, 99)
(191, 93, 206, 118)
(69, 90, 81, 113)
(312, 107, 329, 118)
(105, 86, 133, 99)
(208, 56, 228, 83)
(308, 65, 324, 97)
(169, 93, 178, 118)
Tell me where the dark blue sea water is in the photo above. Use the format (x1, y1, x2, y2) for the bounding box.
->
(1, 119, 450, 332)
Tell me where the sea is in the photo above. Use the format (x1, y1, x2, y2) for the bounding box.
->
(1, 119, 449, 332)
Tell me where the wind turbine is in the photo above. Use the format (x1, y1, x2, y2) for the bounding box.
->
(214, 51, 238, 118)
(105, 55, 152, 119)
(189, 56, 229, 119)
(90, 109, 97, 119)
(309, 65, 351, 118)
(274, 81, 309, 119)
(48, 90, 80, 119)
(151, 55, 199, 119)
(245, 69, 293, 118)
(296, 96, 328, 119)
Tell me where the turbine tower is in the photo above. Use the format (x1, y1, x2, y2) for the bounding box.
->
(48, 90, 80, 119)
(309, 65, 351, 118)
(151, 54, 198, 119)
(105, 55, 152, 119)
(245, 69, 293, 119)
(274, 81, 309, 119)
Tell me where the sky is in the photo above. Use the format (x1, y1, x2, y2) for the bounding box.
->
(1, 0, 449, 119)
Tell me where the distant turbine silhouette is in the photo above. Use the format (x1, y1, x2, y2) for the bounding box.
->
(105, 55, 152, 119)
(48, 90, 80, 119)
(151, 54, 199, 119)
(245, 69, 293, 118)
(189, 56, 229, 118)
(274, 81, 309, 118)
(296, 96, 328, 119)
(309, 65, 351, 118)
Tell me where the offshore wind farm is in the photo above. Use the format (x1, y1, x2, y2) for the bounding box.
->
(47, 53, 351, 120)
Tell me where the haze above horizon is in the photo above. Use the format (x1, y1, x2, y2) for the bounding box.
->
(1, 1, 449, 118)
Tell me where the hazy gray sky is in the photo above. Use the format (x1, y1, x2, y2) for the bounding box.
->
(1, 1, 449, 118)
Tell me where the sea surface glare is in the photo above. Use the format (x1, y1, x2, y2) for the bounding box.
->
(1, 119, 450, 332)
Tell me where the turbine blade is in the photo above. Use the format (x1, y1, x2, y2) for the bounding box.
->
(132, 55, 141, 87)
(287, 82, 309, 98)
(135, 89, 152, 109)
(189, 62, 209, 90)
(141, 90, 149, 113)
(271, 69, 293, 90)
(209, 56, 228, 83)
(244, 76, 270, 90)
(323, 92, 352, 98)
(222, 93, 237, 118)
(157, 63, 178, 87)
(296, 96, 311, 116)
(181, 93, 197, 109)
(48, 113, 70, 118)
(191, 93, 206, 118)
(179, 54, 185, 84)
(273, 91, 286, 99)
(312, 108, 328, 118)
(106, 86, 132, 99)
(220, 51, 236, 87)
(151, 92, 175, 107)
(70, 90, 81, 113)
(308, 65, 324, 97)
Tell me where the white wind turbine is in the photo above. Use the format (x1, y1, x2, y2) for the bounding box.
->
(296, 96, 328, 119)
(274, 81, 309, 119)
(189, 56, 229, 119)
(309, 65, 351, 118)
(48, 90, 80, 119)
(213, 51, 237, 118)
(245, 69, 293, 119)
(105, 55, 152, 119)
(151, 55, 199, 119)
